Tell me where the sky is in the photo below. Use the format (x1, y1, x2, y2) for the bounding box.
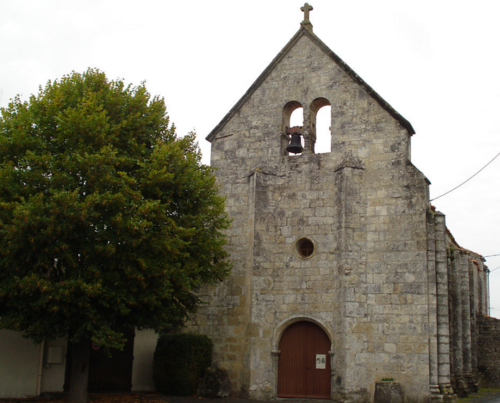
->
(1, 0, 499, 316)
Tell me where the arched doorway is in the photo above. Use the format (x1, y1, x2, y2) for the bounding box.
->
(277, 321, 331, 399)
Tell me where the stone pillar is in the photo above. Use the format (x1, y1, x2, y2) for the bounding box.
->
(460, 257, 478, 393)
(459, 254, 473, 375)
(302, 105, 312, 154)
(333, 156, 367, 403)
(480, 267, 489, 316)
(426, 210, 440, 395)
(448, 249, 467, 397)
(271, 349, 280, 398)
(468, 260, 478, 377)
(244, 171, 257, 397)
(434, 213, 455, 399)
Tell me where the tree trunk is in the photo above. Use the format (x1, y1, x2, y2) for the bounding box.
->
(68, 339, 90, 403)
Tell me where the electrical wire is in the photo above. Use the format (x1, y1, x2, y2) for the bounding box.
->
(430, 151, 500, 202)
(484, 254, 500, 258)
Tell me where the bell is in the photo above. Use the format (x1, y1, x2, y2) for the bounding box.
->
(286, 132, 303, 154)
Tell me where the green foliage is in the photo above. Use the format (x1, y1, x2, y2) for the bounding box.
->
(0, 68, 231, 349)
(380, 378, 394, 382)
(153, 333, 212, 395)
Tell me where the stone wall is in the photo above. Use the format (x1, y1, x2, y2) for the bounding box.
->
(477, 315, 500, 387)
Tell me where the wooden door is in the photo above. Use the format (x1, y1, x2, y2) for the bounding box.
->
(277, 321, 331, 399)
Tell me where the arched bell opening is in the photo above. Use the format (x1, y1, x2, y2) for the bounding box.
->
(289, 107, 304, 127)
(310, 98, 331, 154)
(282, 101, 303, 156)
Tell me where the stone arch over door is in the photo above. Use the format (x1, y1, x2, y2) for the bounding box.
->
(275, 319, 332, 399)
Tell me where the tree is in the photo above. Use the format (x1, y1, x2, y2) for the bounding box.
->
(0, 69, 231, 403)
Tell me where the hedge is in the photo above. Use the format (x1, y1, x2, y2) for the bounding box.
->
(153, 333, 213, 395)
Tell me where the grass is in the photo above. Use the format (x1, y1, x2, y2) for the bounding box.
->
(458, 387, 500, 402)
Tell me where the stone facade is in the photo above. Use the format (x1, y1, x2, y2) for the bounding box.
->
(186, 13, 491, 403)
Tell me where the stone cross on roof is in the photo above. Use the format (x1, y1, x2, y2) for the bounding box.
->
(300, 3, 313, 31)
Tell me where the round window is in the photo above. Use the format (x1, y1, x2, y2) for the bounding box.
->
(295, 238, 315, 259)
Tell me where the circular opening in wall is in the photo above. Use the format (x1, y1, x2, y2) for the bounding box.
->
(295, 237, 315, 259)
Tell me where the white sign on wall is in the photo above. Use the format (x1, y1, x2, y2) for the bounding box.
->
(316, 354, 326, 369)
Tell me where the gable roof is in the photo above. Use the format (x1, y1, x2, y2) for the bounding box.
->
(206, 26, 415, 142)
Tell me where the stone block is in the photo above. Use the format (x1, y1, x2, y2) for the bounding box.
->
(374, 381, 403, 403)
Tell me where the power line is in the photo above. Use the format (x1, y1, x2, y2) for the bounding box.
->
(485, 253, 500, 258)
(430, 151, 500, 202)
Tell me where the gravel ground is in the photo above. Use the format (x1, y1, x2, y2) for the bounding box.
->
(1, 390, 500, 403)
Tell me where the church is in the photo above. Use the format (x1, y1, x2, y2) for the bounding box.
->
(185, 3, 496, 403)
(1, 4, 498, 403)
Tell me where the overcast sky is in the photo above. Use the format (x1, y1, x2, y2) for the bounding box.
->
(1, 0, 499, 316)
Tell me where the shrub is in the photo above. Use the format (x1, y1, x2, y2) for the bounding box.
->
(153, 333, 213, 395)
